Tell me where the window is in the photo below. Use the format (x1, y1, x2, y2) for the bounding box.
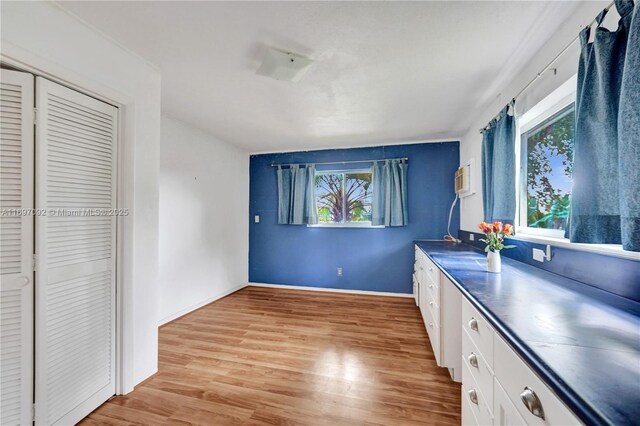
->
(521, 105, 574, 235)
(314, 170, 373, 226)
(517, 78, 575, 238)
(514, 77, 639, 260)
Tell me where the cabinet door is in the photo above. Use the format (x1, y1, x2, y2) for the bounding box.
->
(34, 77, 118, 426)
(494, 333, 580, 426)
(0, 68, 35, 426)
(495, 378, 527, 426)
(441, 275, 461, 380)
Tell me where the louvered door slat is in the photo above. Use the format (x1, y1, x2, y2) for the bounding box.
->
(35, 77, 117, 426)
(0, 69, 34, 426)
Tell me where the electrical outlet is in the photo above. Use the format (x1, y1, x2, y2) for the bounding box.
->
(254, 215, 260, 223)
(337, 267, 343, 277)
(469, 233, 475, 241)
(532, 248, 545, 262)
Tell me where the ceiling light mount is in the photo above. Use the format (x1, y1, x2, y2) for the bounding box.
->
(256, 48, 314, 82)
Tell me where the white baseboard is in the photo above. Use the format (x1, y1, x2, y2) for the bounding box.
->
(158, 283, 248, 326)
(248, 282, 413, 298)
(159, 283, 414, 326)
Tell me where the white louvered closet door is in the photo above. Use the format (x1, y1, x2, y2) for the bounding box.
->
(1, 69, 35, 426)
(34, 77, 117, 426)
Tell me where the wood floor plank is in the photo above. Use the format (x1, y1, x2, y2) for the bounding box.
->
(80, 286, 461, 425)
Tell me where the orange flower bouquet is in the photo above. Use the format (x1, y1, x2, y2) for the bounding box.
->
(478, 221, 515, 273)
(478, 221, 515, 253)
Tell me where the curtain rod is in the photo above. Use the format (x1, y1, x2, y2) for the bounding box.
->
(270, 157, 408, 167)
(479, 0, 615, 133)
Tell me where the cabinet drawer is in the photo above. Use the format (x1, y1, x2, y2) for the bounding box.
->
(416, 264, 428, 290)
(426, 274, 440, 304)
(423, 303, 441, 365)
(425, 290, 441, 327)
(462, 327, 493, 411)
(462, 385, 480, 426)
(462, 298, 494, 371)
(494, 334, 581, 426)
(420, 279, 429, 313)
(415, 247, 428, 268)
(462, 362, 493, 426)
(423, 255, 441, 288)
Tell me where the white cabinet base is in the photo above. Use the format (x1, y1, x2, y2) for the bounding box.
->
(414, 245, 462, 383)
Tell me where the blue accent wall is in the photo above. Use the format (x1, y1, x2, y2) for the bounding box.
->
(249, 142, 460, 293)
(458, 230, 640, 303)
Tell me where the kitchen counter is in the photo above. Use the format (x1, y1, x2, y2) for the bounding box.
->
(415, 240, 640, 426)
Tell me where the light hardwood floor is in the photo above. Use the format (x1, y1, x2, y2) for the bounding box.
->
(80, 286, 461, 425)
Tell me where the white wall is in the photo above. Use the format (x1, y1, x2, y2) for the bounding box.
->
(459, 0, 611, 231)
(1, 1, 161, 390)
(159, 116, 249, 325)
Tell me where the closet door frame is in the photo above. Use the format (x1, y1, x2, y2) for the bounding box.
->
(0, 54, 133, 394)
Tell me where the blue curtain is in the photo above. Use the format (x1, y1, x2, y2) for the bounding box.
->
(372, 159, 408, 226)
(277, 164, 318, 225)
(481, 104, 516, 223)
(619, 1, 640, 251)
(570, 0, 639, 251)
(481, 125, 495, 223)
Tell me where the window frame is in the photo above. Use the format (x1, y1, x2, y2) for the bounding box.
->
(516, 76, 576, 239)
(514, 76, 640, 260)
(309, 168, 381, 228)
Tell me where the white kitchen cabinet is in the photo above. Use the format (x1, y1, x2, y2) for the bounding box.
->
(414, 245, 462, 382)
(461, 297, 495, 425)
(462, 327, 493, 410)
(494, 377, 527, 426)
(460, 297, 581, 426)
(463, 360, 494, 425)
(494, 334, 581, 426)
(462, 385, 481, 426)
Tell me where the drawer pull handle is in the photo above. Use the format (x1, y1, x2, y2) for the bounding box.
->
(429, 301, 434, 307)
(429, 284, 434, 289)
(520, 386, 545, 420)
(468, 389, 478, 405)
(429, 267, 433, 271)
(428, 322, 434, 328)
(468, 352, 479, 368)
(469, 317, 479, 331)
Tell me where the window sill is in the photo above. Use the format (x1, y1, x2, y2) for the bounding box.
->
(509, 233, 640, 261)
(307, 223, 384, 229)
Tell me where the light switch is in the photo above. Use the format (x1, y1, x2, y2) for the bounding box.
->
(254, 215, 260, 223)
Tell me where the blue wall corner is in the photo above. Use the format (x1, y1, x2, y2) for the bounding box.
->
(249, 142, 460, 293)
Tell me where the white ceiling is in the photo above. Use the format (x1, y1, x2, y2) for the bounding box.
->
(59, 1, 583, 153)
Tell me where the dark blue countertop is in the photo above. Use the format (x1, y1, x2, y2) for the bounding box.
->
(415, 240, 640, 426)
